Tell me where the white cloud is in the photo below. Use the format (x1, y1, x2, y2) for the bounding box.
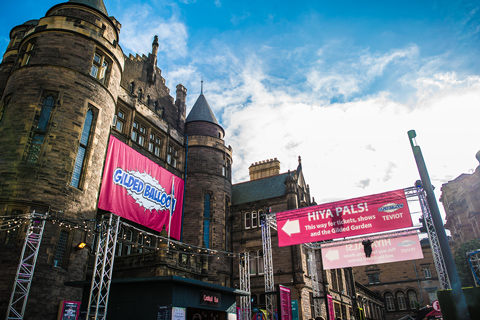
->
(116, 3, 188, 59)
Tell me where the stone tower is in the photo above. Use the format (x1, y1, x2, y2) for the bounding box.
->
(0, 0, 123, 318)
(183, 83, 234, 286)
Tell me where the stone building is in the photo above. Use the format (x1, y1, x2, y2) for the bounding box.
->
(230, 158, 356, 320)
(439, 151, 480, 252)
(353, 238, 440, 320)
(0, 0, 236, 319)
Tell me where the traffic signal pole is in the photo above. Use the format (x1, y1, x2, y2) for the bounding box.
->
(407, 130, 469, 320)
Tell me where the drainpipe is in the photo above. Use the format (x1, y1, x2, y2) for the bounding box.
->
(180, 134, 188, 242)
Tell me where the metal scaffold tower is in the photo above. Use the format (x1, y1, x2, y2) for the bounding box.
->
(239, 252, 251, 320)
(467, 250, 480, 286)
(262, 215, 277, 320)
(86, 214, 120, 320)
(6, 211, 47, 320)
(416, 185, 451, 289)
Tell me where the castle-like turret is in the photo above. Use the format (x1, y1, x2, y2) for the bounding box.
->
(183, 81, 233, 284)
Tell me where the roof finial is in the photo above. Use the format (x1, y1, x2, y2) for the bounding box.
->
(201, 77, 204, 95)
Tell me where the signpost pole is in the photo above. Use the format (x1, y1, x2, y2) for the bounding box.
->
(407, 130, 469, 320)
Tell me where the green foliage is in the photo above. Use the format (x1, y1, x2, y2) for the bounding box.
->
(453, 238, 480, 287)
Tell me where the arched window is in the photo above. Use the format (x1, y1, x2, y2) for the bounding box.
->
(146, 95, 151, 106)
(129, 81, 135, 93)
(408, 290, 418, 309)
(203, 193, 211, 248)
(71, 108, 95, 188)
(245, 212, 251, 229)
(138, 88, 143, 101)
(385, 292, 395, 311)
(397, 292, 407, 310)
(252, 211, 258, 227)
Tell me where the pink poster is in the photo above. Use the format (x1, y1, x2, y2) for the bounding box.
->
(277, 189, 412, 247)
(327, 294, 334, 320)
(98, 136, 184, 239)
(321, 234, 424, 269)
(278, 285, 292, 320)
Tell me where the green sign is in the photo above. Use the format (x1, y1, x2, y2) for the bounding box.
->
(291, 300, 299, 320)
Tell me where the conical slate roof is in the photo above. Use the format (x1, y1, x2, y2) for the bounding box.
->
(186, 93, 219, 125)
(68, 0, 108, 15)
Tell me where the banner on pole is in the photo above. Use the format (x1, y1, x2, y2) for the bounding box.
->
(277, 189, 412, 246)
(98, 136, 184, 239)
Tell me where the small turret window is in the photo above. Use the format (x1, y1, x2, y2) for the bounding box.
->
(90, 51, 110, 85)
(21, 42, 35, 66)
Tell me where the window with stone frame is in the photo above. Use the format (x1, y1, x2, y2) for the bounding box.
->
(245, 212, 251, 229)
(385, 292, 395, 311)
(71, 107, 96, 189)
(148, 130, 163, 158)
(179, 253, 190, 267)
(367, 273, 380, 284)
(24, 93, 57, 164)
(167, 144, 180, 168)
(114, 108, 128, 133)
(131, 120, 147, 147)
(146, 95, 151, 106)
(90, 51, 110, 84)
(138, 88, 143, 101)
(423, 265, 432, 278)
(20, 41, 35, 66)
(0, 94, 12, 126)
(53, 230, 71, 269)
(129, 81, 135, 94)
(397, 291, 407, 310)
(407, 290, 418, 309)
(330, 269, 339, 291)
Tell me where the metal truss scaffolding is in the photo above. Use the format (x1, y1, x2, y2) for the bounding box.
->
(307, 248, 321, 317)
(239, 252, 251, 320)
(6, 211, 47, 320)
(467, 250, 480, 286)
(416, 186, 451, 289)
(86, 214, 120, 320)
(262, 216, 277, 320)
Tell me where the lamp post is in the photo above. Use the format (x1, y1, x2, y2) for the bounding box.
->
(407, 130, 470, 320)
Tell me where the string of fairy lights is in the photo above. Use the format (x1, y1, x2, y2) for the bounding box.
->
(0, 212, 246, 259)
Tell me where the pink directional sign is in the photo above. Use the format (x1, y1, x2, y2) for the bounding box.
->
(277, 189, 412, 247)
(321, 234, 424, 269)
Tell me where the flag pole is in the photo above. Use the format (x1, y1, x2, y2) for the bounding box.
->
(167, 177, 175, 251)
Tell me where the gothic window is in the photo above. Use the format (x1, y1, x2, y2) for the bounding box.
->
(90, 51, 110, 84)
(423, 266, 432, 278)
(385, 293, 395, 311)
(53, 230, 70, 269)
(407, 290, 418, 309)
(71, 108, 96, 188)
(397, 292, 407, 310)
(146, 95, 151, 106)
(245, 212, 251, 229)
(0, 94, 11, 126)
(24, 94, 56, 164)
(138, 88, 143, 101)
(129, 82, 135, 94)
(203, 193, 212, 248)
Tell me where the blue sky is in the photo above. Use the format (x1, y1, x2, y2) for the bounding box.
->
(1, 0, 480, 222)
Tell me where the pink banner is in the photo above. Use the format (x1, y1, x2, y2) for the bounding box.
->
(278, 285, 292, 320)
(98, 136, 184, 239)
(321, 234, 424, 269)
(277, 189, 412, 247)
(327, 294, 334, 320)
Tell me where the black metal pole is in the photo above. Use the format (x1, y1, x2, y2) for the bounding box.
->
(407, 130, 469, 320)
